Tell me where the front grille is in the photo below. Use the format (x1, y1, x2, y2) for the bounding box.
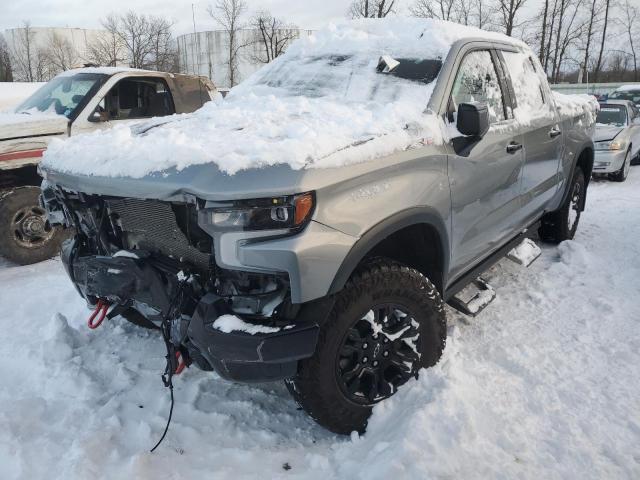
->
(105, 198, 210, 269)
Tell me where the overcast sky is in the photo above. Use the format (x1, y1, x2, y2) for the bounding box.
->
(1, 0, 355, 35)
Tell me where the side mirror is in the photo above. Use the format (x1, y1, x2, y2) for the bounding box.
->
(456, 102, 489, 138)
(89, 108, 109, 123)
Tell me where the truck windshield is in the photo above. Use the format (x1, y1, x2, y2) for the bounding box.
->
(15, 73, 106, 118)
(250, 54, 442, 103)
(596, 105, 627, 127)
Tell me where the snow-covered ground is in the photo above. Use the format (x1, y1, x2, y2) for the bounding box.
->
(0, 82, 44, 111)
(1, 170, 639, 480)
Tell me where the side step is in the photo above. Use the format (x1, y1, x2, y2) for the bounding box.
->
(447, 278, 496, 317)
(506, 238, 541, 267)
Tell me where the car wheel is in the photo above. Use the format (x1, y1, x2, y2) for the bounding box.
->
(609, 148, 631, 182)
(0, 187, 69, 265)
(539, 166, 586, 243)
(285, 259, 446, 434)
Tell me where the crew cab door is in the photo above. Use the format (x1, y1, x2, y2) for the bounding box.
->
(445, 47, 525, 282)
(499, 49, 563, 220)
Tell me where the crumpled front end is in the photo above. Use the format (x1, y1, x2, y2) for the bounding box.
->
(41, 182, 327, 382)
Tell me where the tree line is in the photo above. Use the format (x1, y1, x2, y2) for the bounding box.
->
(349, 0, 639, 83)
(1, 1, 637, 85)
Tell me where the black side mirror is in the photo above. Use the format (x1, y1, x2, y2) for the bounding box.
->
(457, 102, 489, 138)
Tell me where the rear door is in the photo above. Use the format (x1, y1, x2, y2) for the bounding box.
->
(499, 49, 563, 220)
(446, 46, 526, 282)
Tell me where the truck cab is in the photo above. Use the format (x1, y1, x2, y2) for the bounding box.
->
(0, 67, 216, 265)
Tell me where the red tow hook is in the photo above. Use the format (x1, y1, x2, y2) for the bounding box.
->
(174, 351, 186, 375)
(87, 299, 110, 329)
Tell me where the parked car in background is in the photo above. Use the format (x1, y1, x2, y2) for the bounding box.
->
(593, 100, 640, 181)
(607, 85, 640, 107)
(0, 67, 217, 265)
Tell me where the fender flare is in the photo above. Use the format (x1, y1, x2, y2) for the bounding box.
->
(327, 207, 450, 296)
(560, 144, 593, 212)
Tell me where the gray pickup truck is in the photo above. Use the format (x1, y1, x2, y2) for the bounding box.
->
(40, 19, 596, 434)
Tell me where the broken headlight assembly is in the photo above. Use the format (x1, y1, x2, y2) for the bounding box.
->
(199, 192, 315, 232)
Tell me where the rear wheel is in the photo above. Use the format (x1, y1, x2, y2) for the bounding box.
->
(0, 187, 68, 265)
(610, 148, 631, 182)
(286, 259, 446, 434)
(539, 167, 585, 243)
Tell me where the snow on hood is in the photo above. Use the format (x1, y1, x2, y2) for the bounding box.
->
(0, 110, 68, 140)
(42, 18, 520, 179)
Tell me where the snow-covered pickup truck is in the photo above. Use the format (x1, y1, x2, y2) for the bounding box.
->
(40, 19, 597, 435)
(0, 67, 216, 264)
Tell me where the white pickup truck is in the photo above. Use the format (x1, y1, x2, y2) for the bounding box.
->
(0, 67, 216, 264)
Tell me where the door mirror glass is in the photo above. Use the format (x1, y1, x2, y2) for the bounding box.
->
(457, 102, 490, 137)
(89, 98, 109, 122)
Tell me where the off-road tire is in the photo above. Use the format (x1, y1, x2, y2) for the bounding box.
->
(609, 147, 631, 182)
(286, 259, 446, 435)
(0, 187, 68, 265)
(538, 167, 585, 243)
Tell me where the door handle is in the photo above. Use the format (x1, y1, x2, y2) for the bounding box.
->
(549, 128, 562, 138)
(506, 142, 523, 154)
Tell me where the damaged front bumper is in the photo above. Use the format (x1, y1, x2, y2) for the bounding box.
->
(61, 237, 321, 382)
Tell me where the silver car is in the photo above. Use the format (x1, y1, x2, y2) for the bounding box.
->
(593, 100, 640, 181)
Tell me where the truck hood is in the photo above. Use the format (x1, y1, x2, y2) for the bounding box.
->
(0, 112, 68, 142)
(40, 142, 445, 202)
(594, 125, 624, 143)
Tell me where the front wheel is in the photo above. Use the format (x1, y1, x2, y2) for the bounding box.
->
(609, 148, 631, 182)
(0, 186, 69, 265)
(539, 167, 586, 243)
(286, 259, 446, 434)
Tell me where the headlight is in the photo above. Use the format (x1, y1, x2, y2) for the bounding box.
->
(595, 140, 626, 151)
(199, 192, 315, 232)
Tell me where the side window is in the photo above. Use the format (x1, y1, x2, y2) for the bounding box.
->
(502, 51, 552, 120)
(98, 78, 175, 121)
(450, 50, 506, 124)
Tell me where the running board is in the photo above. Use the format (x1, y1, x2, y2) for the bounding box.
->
(506, 238, 541, 267)
(447, 278, 496, 317)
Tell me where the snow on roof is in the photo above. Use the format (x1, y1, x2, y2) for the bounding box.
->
(614, 84, 640, 92)
(57, 66, 155, 77)
(41, 18, 529, 179)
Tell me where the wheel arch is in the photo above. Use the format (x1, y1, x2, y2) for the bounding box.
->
(327, 207, 449, 296)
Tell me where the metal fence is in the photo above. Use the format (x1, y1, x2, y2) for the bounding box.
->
(550, 82, 640, 95)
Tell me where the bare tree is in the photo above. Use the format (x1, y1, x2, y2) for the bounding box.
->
(592, 0, 610, 82)
(410, 0, 457, 20)
(496, 0, 528, 36)
(349, 0, 397, 18)
(249, 11, 299, 64)
(86, 31, 126, 67)
(0, 34, 12, 82)
(208, 0, 247, 87)
(9, 21, 38, 82)
(579, 0, 601, 83)
(619, 0, 638, 81)
(45, 32, 79, 73)
(411, 0, 496, 28)
(89, 12, 177, 71)
(148, 16, 178, 72)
